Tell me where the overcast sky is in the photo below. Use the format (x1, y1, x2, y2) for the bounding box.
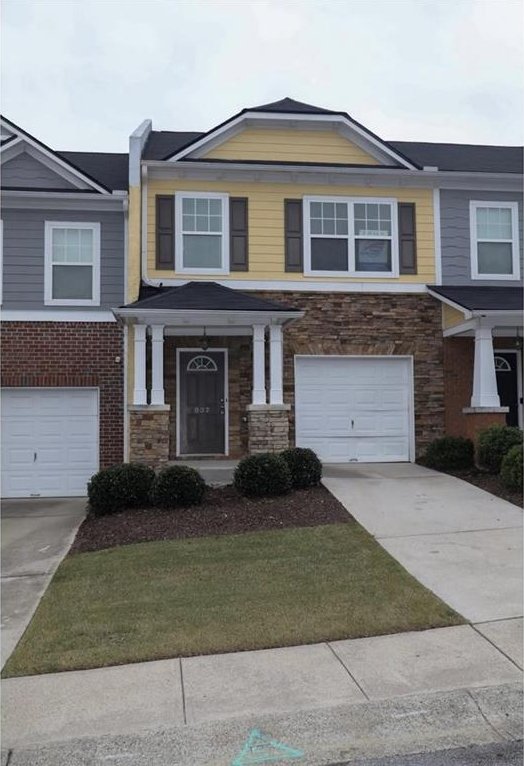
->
(2, 0, 522, 153)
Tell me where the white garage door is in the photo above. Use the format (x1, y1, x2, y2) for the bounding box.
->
(295, 356, 412, 463)
(1, 388, 99, 498)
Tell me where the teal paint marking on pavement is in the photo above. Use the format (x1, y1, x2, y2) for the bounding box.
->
(231, 728, 304, 765)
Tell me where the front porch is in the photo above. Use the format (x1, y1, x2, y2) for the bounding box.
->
(430, 286, 523, 441)
(116, 282, 303, 466)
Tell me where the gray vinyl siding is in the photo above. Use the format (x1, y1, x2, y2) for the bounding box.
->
(2, 208, 125, 310)
(2, 154, 78, 190)
(440, 189, 523, 286)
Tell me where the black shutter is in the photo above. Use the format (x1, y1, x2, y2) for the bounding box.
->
(156, 195, 175, 268)
(285, 199, 303, 272)
(398, 202, 417, 274)
(230, 198, 248, 271)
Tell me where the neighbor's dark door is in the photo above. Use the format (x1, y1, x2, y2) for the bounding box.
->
(495, 352, 520, 427)
(179, 351, 226, 454)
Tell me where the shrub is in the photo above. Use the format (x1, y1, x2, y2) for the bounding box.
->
(421, 436, 475, 472)
(280, 447, 322, 489)
(150, 465, 206, 509)
(87, 463, 155, 516)
(233, 453, 292, 497)
(500, 445, 523, 492)
(477, 425, 523, 473)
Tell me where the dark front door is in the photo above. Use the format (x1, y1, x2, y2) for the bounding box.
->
(179, 351, 226, 455)
(495, 352, 520, 427)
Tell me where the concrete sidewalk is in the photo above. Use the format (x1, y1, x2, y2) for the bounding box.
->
(2, 624, 522, 748)
(323, 463, 523, 623)
(1, 498, 86, 668)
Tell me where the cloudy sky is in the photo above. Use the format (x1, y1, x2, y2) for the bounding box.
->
(2, 0, 522, 152)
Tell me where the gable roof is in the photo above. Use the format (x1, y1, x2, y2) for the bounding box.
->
(0, 116, 129, 192)
(122, 281, 297, 312)
(157, 99, 418, 169)
(428, 285, 523, 312)
(390, 142, 522, 174)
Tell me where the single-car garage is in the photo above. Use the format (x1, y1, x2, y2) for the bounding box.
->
(1, 388, 99, 498)
(295, 356, 413, 463)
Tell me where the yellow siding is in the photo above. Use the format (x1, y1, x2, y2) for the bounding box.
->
(127, 185, 141, 303)
(203, 128, 380, 165)
(442, 303, 467, 329)
(146, 179, 436, 283)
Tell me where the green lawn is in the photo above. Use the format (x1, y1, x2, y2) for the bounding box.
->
(3, 523, 463, 677)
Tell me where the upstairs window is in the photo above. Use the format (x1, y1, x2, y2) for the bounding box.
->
(470, 201, 520, 280)
(175, 193, 229, 274)
(304, 197, 398, 277)
(44, 222, 100, 305)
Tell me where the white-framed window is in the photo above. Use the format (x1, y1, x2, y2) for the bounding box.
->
(175, 192, 229, 274)
(470, 201, 520, 281)
(44, 222, 101, 306)
(304, 196, 399, 277)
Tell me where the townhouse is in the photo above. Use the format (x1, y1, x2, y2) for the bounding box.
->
(0, 117, 128, 497)
(1, 99, 521, 496)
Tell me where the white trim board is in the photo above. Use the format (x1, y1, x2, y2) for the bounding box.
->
(142, 277, 428, 294)
(433, 189, 442, 286)
(1, 310, 116, 322)
(175, 347, 229, 457)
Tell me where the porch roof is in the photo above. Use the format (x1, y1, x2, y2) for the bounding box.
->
(428, 285, 523, 313)
(122, 281, 298, 313)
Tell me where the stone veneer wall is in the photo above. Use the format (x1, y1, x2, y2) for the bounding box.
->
(264, 290, 446, 457)
(128, 408, 170, 466)
(247, 407, 290, 453)
(146, 293, 445, 459)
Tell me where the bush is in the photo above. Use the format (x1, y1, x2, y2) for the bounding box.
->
(477, 425, 523, 473)
(280, 447, 322, 489)
(421, 436, 475, 472)
(87, 463, 155, 516)
(150, 465, 206, 509)
(500, 445, 523, 492)
(233, 453, 292, 497)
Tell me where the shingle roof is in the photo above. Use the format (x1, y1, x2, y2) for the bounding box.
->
(141, 127, 522, 174)
(122, 281, 298, 312)
(58, 151, 129, 190)
(142, 131, 203, 160)
(247, 97, 339, 115)
(390, 142, 522, 174)
(428, 285, 523, 312)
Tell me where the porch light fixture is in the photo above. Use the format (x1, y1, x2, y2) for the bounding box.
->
(516, 328, 522, 350)
(200, 328, 209, 351)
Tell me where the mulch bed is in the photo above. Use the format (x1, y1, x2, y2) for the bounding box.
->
(449, 470, 522, 508)
(71, 484, 353, 554)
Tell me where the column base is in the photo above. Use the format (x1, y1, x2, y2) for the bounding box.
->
(247, 404, 290, 454)
(129, 405, 171, 467)
(461, 406, 509, 443)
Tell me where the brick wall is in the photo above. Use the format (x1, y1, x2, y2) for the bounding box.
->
(1, 322, 124, 467)
(158, 293, 444, 458)
(444, 335, 517, 437)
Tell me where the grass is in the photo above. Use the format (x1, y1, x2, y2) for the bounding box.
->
(3, 523, 463, 677)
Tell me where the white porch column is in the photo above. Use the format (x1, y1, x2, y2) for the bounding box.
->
(269, 324, 284, 405)
(133, 324, 148, 405)
(471, 324, 500, 408)
(252, 324, 267, 405)
(150, 325, 165, 405)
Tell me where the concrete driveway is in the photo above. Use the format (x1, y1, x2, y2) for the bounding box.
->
(1, 498, 86, 668)
(323, 463, 523, 625)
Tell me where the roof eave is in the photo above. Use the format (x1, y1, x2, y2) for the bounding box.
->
(113, 307, 304, 326)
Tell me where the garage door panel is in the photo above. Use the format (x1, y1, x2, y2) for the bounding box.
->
(295, 357, 412, 463)
(1, 388, 99, 498)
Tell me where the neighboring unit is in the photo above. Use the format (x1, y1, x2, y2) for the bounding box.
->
(0, 117, 128, 497)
